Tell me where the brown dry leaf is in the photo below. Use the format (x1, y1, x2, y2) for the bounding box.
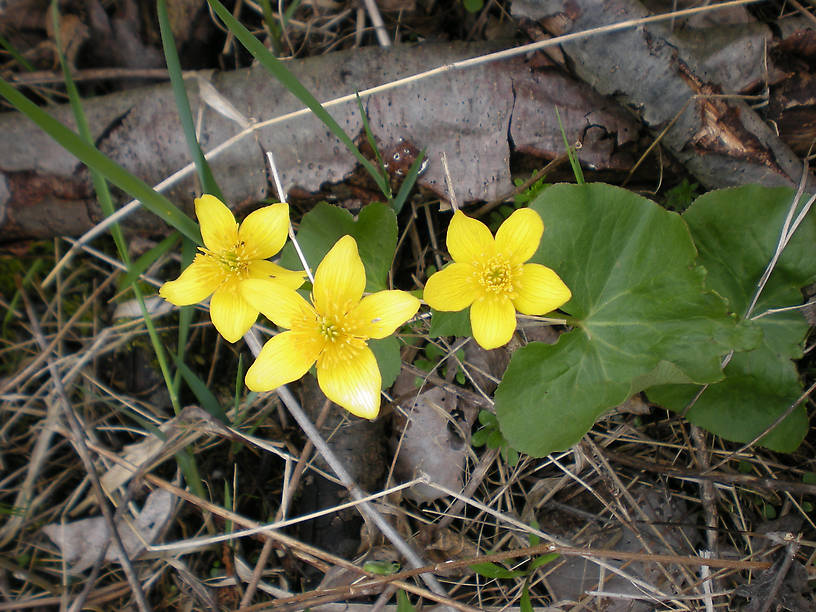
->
(540, 485, 698, 610)
(46, 13, 89, 67)
(463, 341, 509, 396)
(43, 488, 174, 573)
(392, 387, 467, 503)
(416, 525, 478, 576)
(165, 0, 203, 44)
(732, 555, 810, 612)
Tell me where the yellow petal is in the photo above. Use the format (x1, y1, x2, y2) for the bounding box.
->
(245, 331, 321, 392)
(239, 203, 290, 260)
(209, 286, 257, 343)
(313, 235, 366, 316)
(352, 290, 420, 339)
(512, 263, 572, 315)
(248, 260, 305, 289)
(317, 343, 381, 419)
(446, 211, 495, 264)
(423, 262, 480, 311)
(470, 295, 517, 350)
(240, 278, 314, 329)
(195, 194, 238, 253)
(159, 255, 221, 305)
(495, 208, 544, 265)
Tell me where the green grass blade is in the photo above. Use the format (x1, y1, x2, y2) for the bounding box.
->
(258, 0, 283, 56)
(206, 0, 389, 196)
(555, 106, 584, 185)
(0, 76, 201, 244)
(157, 0, 224, 200)
(171, 238, 196, 402)
(356, 92, 392, 201)
(391, 149, 426, 214)
(118, 231, 181, 290)
(233, 354, 245, 417)
(157, 0, 214, 415)
(396, 590, 416, 612)
(176, 360, 229, 423)
(0, 32, 35, 72)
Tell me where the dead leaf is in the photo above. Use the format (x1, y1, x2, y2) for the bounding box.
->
(732, 555, 810, 612)
(392, 387, 467, 503)
(43, 488, 174, 573)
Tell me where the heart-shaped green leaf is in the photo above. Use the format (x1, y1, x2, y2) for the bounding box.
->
(495, 183, 755, 457)
(279, 201, 397, 292)
(648, 186, 816, 452)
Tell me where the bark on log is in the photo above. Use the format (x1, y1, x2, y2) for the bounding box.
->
(514, 0, 814, 190)
(0, 41, 639, 242)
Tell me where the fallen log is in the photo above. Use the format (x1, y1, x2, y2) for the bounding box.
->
(0, 41, 640, 242)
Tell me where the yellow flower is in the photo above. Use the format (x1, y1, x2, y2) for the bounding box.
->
(159, 194, 304, 343)
(241, 235, 420, 419)
(423, 208, 571, 350)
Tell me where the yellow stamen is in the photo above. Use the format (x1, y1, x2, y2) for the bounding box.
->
(475, 255, 518, 297)
(319, 316, 339, 341)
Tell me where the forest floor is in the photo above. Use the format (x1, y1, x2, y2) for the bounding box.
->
(0, 1, 815, 610)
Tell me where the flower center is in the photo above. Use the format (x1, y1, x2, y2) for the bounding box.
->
(477, 256, 516, 296)
(310, 307, 367, 369)
(319, 316, 340, 341)
(202, 242, 251, 283)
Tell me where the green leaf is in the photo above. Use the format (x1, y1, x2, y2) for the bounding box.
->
(396, 589, 416, 612)
(363, 560, 400, 575)
(495, 184, 751, 457)
(157, 0, 223, 199)
(424, 343, 444, 360)
(648, 186, 816, 452)
(763, 503, 777, 520)
(429, 308, 471, 337)
(414, 358, 434, 372)
(279, 202, 397, 292)
(479, 410, 497, 426)
(176, 360, 229, 423)
(530, 553, 559, 570)
(471, 428, 491, 447)
(463, 0, 484, 13)
(520, 583, 533, 612)
(369, 336, 402, 389)
(486, 429, 504, 449)
(470, 562, 526, 579)
(504, 446, 520, 466)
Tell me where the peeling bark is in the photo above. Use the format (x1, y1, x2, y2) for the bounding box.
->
(514, 0, 813, 190)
